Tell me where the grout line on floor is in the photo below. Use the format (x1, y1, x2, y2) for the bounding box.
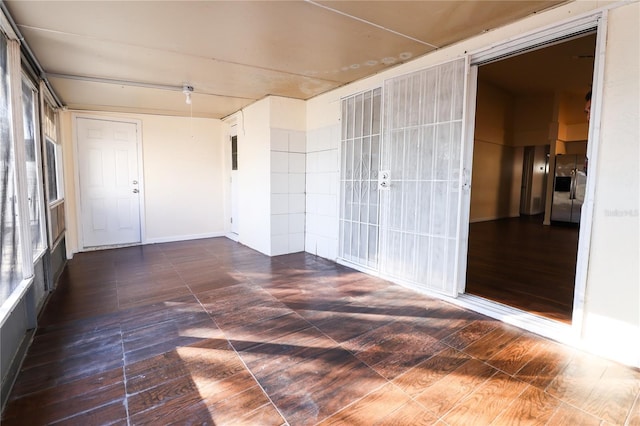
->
(190, 284, 292, 425)
(119, 324, 131, 426)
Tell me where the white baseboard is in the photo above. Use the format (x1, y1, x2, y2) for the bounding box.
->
(145, 231, 227, 245)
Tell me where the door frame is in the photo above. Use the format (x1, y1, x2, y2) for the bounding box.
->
(454, 10, 608, 342)
(229, 126, 239, 238)
(226, 123, 239, 242)
(72, 113, 145, 251)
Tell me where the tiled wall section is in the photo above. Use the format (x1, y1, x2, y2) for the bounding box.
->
(271, 128, 306, 256)
(305, 124, 340, 260)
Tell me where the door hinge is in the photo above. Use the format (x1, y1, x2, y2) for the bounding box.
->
(230, 217, 233, 224)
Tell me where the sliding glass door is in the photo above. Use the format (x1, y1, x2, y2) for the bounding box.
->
(339, 59, 468, 297)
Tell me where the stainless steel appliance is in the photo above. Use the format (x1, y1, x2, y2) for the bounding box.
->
(551, 154, 586, 224)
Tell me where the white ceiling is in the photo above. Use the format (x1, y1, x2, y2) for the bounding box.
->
(5, 0, 566, 119)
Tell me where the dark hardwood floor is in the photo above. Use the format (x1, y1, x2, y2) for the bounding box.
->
(466, 215, 579, 323)
(2, 238, 639, 425)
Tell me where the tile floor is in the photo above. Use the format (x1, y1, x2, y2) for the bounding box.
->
(2, 238, 639, 425)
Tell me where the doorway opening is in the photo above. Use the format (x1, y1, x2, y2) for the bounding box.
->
(465, 32, 597, 323)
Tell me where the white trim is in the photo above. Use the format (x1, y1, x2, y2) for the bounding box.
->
(8, 38, 34, 280)
(338, 257, 460, 300)
(458, 63, 478, 294)
(458, 10, 608, 342)
(469, 12, 600, 65)
(453, 55, 474, 297)
(48, 198, 65, 209)
(145, 231, 227, 245)
(571, 10, 608, 333)
(221, 123, 232, 235)
(226, 232, 239, 242)
(23, 73, 48, 261)
(452, 294, 575, 342)
(0, 278, 33, 328)
(79, 242, 141, 252)
(336, 258, 384, 279)
(336, 87, 383, 272)
(40, 83, 66, 246)
(72, 113, 145, 251)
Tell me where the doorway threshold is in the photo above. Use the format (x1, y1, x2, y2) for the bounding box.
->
(446, 293, 577, 346)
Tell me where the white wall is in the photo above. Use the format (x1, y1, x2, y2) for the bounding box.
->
(305, 123, 340, 260)
(270, 96, 306, 131)
(234, 98, 272, 255)
(303, 1, 640, 366)
(270, 97, 307, 256)
(227, 96, 307, 256)
(271, 128, 306, 255)
(60, 111, 226, 254)
(141, 115, 225, 242)
(581, 2, 640, 366)
(305, 87, 341, 260)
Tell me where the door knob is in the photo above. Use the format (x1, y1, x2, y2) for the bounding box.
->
(378, 170, 390, 190)
(133, 188, 139, 194)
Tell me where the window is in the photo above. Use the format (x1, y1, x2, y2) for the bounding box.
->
(45, 139, 59, 201)
(22, 77, 45, 258)
(231, 135, 238, 170)
(42, 100, 64, 245)
(43, 101, 62, 203)
(0, 32, 24, 305)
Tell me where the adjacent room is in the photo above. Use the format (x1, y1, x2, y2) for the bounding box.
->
(466, 32, 597, 323)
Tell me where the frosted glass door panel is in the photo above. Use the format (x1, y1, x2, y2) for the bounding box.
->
(380, 59, 465, 296)
(339, 88, 381, 269)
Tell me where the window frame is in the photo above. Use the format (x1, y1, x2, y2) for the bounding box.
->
(0, 26, 26, 313)
(21, 71, 47, 262)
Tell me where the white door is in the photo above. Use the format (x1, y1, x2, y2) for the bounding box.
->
(230, 134, 239, 235)
(77, 118, 141, 247)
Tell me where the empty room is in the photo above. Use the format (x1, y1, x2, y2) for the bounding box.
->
(1, 1, 638, 425)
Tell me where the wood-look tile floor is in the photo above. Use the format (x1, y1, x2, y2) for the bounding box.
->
(2, 238, 639, 425)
